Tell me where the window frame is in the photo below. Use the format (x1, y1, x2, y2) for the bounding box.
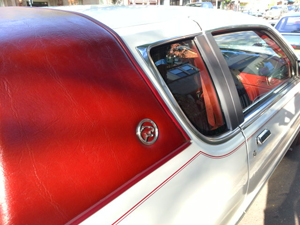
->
(137, 35, 243, 144)
(213, 30, 292, 109)
(210, 26, 298, 127)
(137, 26, 298, 143)
(149, 38, 227, 136)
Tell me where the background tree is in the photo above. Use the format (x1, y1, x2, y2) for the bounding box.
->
(223, 0, 232, 9)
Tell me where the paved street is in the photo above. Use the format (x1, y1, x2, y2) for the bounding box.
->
(239, 144, 300, 225)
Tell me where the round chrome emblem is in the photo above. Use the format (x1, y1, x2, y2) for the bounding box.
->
(136, 119, 158, 145)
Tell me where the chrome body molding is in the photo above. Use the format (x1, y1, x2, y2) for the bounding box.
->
(242, 78, 299, 129)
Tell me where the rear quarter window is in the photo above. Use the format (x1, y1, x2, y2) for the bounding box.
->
(150, 39, 227, 136)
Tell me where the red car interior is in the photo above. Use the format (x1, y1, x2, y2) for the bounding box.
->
(239, 73, 282, 101)
(193, 55, 224, 130)
(0, 7, 189, 225)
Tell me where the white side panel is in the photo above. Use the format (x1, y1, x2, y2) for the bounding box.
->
(81, 132, 248, 225)
(243, 81, 300, 202)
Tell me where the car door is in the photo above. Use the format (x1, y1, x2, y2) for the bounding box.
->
(211, 28, 300, 199)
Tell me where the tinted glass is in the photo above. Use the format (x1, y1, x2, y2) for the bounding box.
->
(214, 30, 291, 110)
(150, 40, 226, 136)
(276, 16, 300, 33)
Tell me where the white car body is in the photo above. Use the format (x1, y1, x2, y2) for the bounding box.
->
(264, 6, 287, 19)
(1, 6, 300, 225)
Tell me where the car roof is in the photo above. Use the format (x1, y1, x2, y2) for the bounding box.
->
(1, 6, 270, 48)
(55, 5, 265, 30)
(72, 6, 270, 42)
(282, 12, 300, 17)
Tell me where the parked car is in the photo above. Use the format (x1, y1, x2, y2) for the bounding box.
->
(288, 4, 296, 12)
(1, 6, 300, 225)
(264, 5, 287, 19)
(129, 0, 158, 5)
(275, 12, 300, 57)
(242, 7, 265, 17)
(185, 1, 213, 8)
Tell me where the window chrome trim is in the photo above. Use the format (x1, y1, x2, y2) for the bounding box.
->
(210, 24, 269, 34)
(241, 77, 299, 129)
(242, 79, 290, 114)
(136, 34, 243, 145)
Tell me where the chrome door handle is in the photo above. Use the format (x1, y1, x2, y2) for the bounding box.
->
(257, 129, 271, 145)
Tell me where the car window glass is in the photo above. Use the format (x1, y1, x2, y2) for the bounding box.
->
(214, 30, 291, 110)
(150, 40, 227, 136)
(276, 17, 300, 33)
